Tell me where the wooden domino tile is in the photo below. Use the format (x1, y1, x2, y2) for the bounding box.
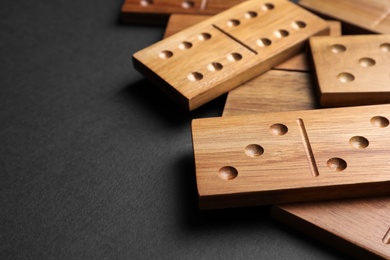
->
(121, 0, 245, 24)
(299, 0, 390, 34)
(310, 35, 390, 107)
(133, 0, 329, 110)
(223, 70, 318, 116)
(164, 14, 341, 72)
(271, 198, 390, 259)
(192, 104, 390, 209)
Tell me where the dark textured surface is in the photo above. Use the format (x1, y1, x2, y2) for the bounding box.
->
(0, 0, 347, 259)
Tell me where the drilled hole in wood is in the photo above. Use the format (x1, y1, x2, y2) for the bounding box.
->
(245, 11, 257, 19)
(327, 158, 347, 172)
(218, 166, 238, 180)
(262, 3, 274, 11)
(292, 21, 306, 29)
(359, 57, 375, 67)
(198, 32, 211, 41)
(227, 19, 240, 27)
(349, 136, 369, 149)
(158, 50, 173, 59)
(274, 29, 289, 38)
(187, 72, 203, 81)
(182, 1, 194, 8)
(337, 72, 355, 83)
(257, 38, 272, 47)
(245, 144, 264, 157)
(371, 116, 389, 128)
(227, 53, 242, 61)
(331, 44, 346, 53)
(270, 123, 288, 135)
(380, 43, 390, 52)
(207, 62, 223, 71)
(179, 42, 192, 50)
(140, 0, 153, 6)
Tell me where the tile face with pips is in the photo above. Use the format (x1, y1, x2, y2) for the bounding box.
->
(192, 104, 390, 209)
(163, 16, 340, 72)
(310, 35, 390, 107)
(133, 0, 329, 110)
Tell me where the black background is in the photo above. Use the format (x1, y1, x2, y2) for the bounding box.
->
(1, 0, 348, 258)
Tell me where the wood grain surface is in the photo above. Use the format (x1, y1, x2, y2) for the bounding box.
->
(310, 34, 390, 107)
(299, 0, 390, 34)
(271, 198, 390, 259)
(223, 70, 317, 116)
(133, 0, 329, 110)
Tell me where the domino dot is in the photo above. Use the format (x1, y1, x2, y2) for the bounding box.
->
(187, 72, 203, 81)
(359, 57, 375, 67)
(181, 1, 194, 8)
(371, 116, 389, 128)
(198, 32, 211, 41)
(218, 166, 238, 180)
(245, 11, 257, 19)
(331, 44, 346, 53)
(262, 3, 275, 11)
(327, 158, 347, 172)
(349, 136, 369, 149)
(207, 62, 223, 71)
(245, 144, 264, 157)
(257, 38, 272, 47)
(158, 50, 173, 59)
(227, 19, 240, 27)
(291, 21, 306, 30)
(274, 29, 289, 38)
(227, 53, 242, 61)
(179, 41, 192, 50)
(380, 43, 390, 52)
(337, 72, 355, 83)
(140, 0, 153, 6)
(269, 123, 288, 135)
